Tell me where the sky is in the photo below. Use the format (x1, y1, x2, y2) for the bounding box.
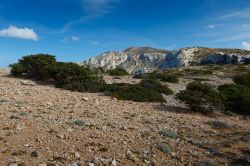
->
(0, 0, 250, 67)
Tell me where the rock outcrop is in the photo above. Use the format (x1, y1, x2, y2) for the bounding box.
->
(80, 47, 250, 74)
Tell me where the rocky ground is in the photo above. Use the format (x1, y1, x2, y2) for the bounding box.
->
(0, 67, 250, 166)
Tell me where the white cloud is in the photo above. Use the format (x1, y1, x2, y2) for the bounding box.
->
(219, 8, 250, 20)
(60, 0, 122, 33)
(206, 24, 216, 29)
(0, 25, 38, 41)
(243, 42, 250, 50)
(72, 36, 80, 41)
(82, 0, 121, 15)
(90, 41, 100, 45)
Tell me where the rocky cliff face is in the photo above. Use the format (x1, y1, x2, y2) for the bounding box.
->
(80, 47, 250, 74)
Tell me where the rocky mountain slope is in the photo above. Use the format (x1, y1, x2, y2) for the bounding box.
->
(80, 47, 250, 74)
(1, 66, 250, 166)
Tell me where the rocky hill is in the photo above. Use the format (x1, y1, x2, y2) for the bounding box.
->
(80, 47, 250, 74)
(1, 65, 250, 165)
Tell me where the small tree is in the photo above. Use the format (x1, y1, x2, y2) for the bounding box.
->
(10, 54, 57, 80)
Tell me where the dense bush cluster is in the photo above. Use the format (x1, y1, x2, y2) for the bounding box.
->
(233, 72, 250, 87)
(106, 79, 173, 102)
(133, 72, 179, 83)
(10, 54, 173, 102)
(10, 54, 106, 92)
(176, 82, 225, 114)
(10, 54, 57, 80)
(177, 73, 250, 115)
(108, 68, 129, 76)
(219, 84, 250, 115)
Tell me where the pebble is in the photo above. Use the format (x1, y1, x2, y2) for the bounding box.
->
(74, 152, 81, 158)
(111, 158, 117, 166)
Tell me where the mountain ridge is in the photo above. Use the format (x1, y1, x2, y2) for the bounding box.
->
(79, 46, 250, 74)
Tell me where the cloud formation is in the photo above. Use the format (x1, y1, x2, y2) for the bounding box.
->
(60, 0, 122, 33)
(243, 42, 250, 50)
(219, 8, 250, 20)
(206, 24, 216, 29)
(82, 0, 121, 15)
(0, 26, 39, 41)
(72, 36, 80, 41)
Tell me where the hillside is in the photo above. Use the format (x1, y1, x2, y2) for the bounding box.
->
(0, 65, 250, 165)
(80, 47, 250, 74)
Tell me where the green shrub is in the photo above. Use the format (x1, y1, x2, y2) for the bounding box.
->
(61, 75, 106, 93)
(112, 85, 166, 102)
(218, 84, 250, 115)
(109, 68, 129, 76)
(10, 54, 57, 80)
(105, 79, 173, 102)
(10, 54, 106, 93)
(133, 72, 179, 83)
(233, 72, 250, 87)
(140, 79, 173, 95)
(176, 82, 224, 114)
(183, 68, 213, 75)
(158, 73, 179, 83)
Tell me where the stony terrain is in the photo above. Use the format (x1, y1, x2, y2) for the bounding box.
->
(80, 47, 250, 74)
(0, 67, 250, 166)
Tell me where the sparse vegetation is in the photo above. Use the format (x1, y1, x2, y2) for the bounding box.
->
(108, 68, 129, 76)
(176, 82, 225, 114)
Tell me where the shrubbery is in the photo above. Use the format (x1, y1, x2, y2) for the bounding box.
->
(140, 79, 173, 95)
(10, 54, 57, 80)
(176, 82, 225, 114)
(106, 79, 173, 102)
(11, 54, 172, 102)
(10, 54, 106, 92)
(218, 84, 250, 115)
(133, 72, 179, 83)
(233, 72, 250, 87)
(108, 68, 129, 76)
(108, 84, 166, 102)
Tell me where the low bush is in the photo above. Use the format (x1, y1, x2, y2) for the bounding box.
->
(158, 73, 179, 83)
(106, 79, 172, 102)
(183, 68, 213, 75)
(10, 54, 106, 93)
(176, 82, 224, 114)
(233, 72, 250, 87)
(140, 79, 173, 95)
(133, 72, 179, 83)
(109, 68, 129, 76)
(111, 84, 166, 102)
(218, 84, 250, 115)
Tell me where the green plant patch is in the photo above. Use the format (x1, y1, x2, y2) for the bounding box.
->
(218, 84, 250, 115)
(176, 82, 225, 114)
(159, 129, 178, 139)
(108, 68, 129, 76)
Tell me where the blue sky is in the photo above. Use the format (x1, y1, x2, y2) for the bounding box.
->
(0, 0, 250, 67)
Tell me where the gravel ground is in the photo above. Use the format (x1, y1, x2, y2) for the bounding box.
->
(0, 68, 249, 166)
